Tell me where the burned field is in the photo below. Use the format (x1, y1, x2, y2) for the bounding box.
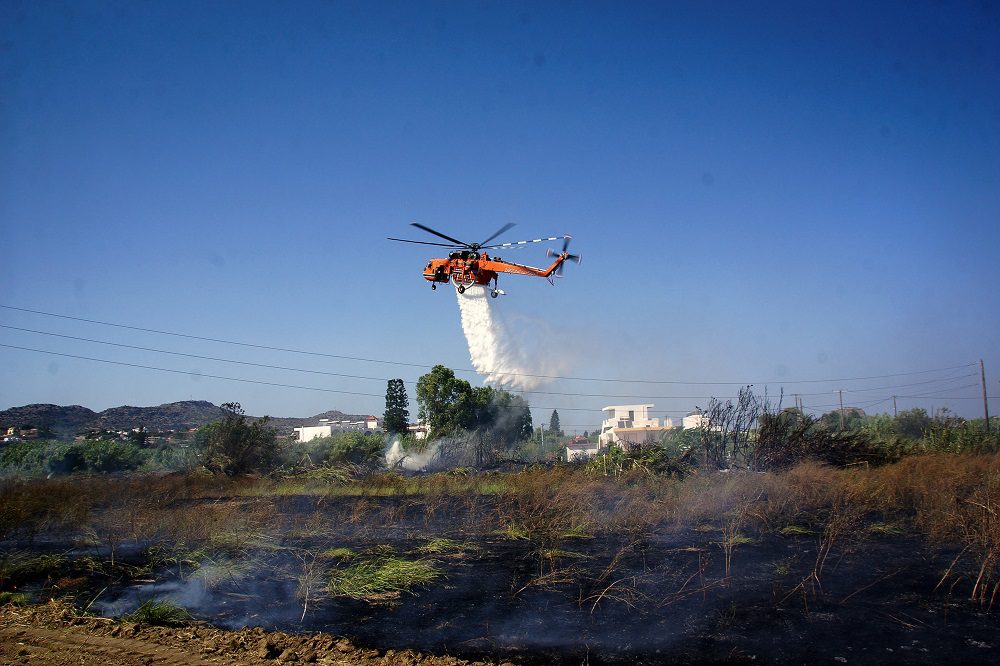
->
(3, 456, 1000, 664)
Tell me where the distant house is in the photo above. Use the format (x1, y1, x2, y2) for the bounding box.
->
(565, 436, 599, 461)
(599, 404, 673, 448)
(294, 416, 380, 443)
(682, 412, 710, 430)
(407, 422, 428, 441)
(682, 411, 722, 431)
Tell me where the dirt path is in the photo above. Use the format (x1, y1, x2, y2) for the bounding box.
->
(1, 624, 218, 666)
(0, 602, 513, 666)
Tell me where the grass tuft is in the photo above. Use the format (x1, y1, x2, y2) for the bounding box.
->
(867, 520, 906, 536)
(779, 524, 816, 537)
(125, 599, 194, 626)
(414, 538, 477, 555)
(328, 556, 440, 600)
(0, 591, 30, 605)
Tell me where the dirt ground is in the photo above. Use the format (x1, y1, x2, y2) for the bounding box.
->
(0, 600, 513, 666)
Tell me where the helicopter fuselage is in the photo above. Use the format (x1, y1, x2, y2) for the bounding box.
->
(422, 251, 567, 294)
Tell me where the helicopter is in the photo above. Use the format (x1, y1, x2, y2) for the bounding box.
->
(388, 222, 581, 297)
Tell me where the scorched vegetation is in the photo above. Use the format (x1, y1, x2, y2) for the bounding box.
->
(1, 389, 999, 664)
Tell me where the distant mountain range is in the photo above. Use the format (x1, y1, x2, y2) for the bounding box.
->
(0, 401, 370, 439)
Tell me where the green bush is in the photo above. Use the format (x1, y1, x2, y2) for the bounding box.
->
(0, 439, 150, 477)
(195, 403, 278, 475)
(77, 440, 144, 473)
(325, 432, 386, 467)
(924, 419, 999, 454)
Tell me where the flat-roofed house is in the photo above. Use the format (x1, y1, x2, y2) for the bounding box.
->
(598, 404, 673, 448)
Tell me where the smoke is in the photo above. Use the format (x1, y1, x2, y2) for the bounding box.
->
(385, 435, 440, 471)
(455, 284, 566, 391)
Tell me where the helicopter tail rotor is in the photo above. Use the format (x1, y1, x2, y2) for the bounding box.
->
(546, 235, 581, 277)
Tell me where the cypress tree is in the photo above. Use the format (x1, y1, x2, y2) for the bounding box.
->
(383, 379, 410, 434)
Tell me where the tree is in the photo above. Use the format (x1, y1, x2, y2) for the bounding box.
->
(415, 365, 532, 459)
(196, 402, 278, 475)
(481, 388, 533, 446)
(548, 409, 561, 435)
(894, 408, 931, 440)
(128, 426, 149, 446)
(819, 407, 865, 432)
(383, 379, 410, 434)
(660, 427, 701, 457)
(416, 365, 475, 439)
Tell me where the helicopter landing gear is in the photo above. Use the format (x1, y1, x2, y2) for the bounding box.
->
(431, 283, 436, 290)
(457, 285, 465, 294)
(491, 289, 498, 298)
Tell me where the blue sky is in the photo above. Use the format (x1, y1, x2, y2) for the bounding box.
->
(2, 1, 998, 431)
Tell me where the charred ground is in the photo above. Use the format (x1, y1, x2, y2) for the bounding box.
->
(2, 457, 1000, 664)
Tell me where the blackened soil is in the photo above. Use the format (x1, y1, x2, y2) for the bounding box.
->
(7, 494, 1000, 665)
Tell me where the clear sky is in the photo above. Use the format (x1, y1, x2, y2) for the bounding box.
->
(2, 0, 998, 431)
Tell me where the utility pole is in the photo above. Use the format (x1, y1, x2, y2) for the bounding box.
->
(982, 359, 991, 433)
(791, 393, 802, 413)
(892, 396, 897, 417)
(835, 389, 846, 430)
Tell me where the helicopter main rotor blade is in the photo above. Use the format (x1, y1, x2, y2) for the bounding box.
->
(479, 222, 516, 247)
(387, 237, 461, 248)
(485, 235, 561, 250)
(410, 222, 469, 248)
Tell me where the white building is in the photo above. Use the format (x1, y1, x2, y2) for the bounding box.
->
(682, 412, 710, 430)
(565, 436, 600, 461)
(599, 404, 674, 448)
(294, 416, 380, 443)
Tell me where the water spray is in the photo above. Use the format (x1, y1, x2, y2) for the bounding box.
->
(455, 284, 558, 392)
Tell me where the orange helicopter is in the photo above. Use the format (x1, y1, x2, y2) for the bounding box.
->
(389, 222, 581, 297)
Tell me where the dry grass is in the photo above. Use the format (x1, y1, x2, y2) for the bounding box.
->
(5, 453, 1000, 614)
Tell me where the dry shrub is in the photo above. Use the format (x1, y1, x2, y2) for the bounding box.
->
(752, 464, 831, 529)
(672, 471, 764, 527)
(286, 510, 336, 541)
(496, 468, 604, 542)
(153, 497, 277, 558)
(0, 478, 94, 540)
(358, 472, 409, 497)
(948, 472, 1000, 606)
(871, 453, 999, 536)
(603, 478, 681, 535)
(874, 454, 1000, 605)
(347, 498, 376, 525)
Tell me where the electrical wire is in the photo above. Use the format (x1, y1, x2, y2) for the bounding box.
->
(0, 343, 384, 398)
(0, 324, 394, 383)
(0, 304, 979, 386)
(2, 323, 978, 403)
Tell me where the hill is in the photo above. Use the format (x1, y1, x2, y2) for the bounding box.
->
(0, 402, 371, 439)
(0, 404, 98, 438)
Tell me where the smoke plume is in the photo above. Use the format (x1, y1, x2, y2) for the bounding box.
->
(455, 284, 564, 391)
(385, 435, 440, 471)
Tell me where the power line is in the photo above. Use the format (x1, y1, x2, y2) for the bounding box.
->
(0, 322, 979, 402)
(0, 343, 384, 398)
(0, 304, 979, 386)
(4, 343, 991, 425)
(2, 329, 985, 409)
(0, 324, 395, 383)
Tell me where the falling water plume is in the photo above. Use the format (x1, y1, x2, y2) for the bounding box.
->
(455, 284, 561, 391)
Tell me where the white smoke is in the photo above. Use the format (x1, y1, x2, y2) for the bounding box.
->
(385, 435, 440, 471)
(455, 284, 564, 392)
